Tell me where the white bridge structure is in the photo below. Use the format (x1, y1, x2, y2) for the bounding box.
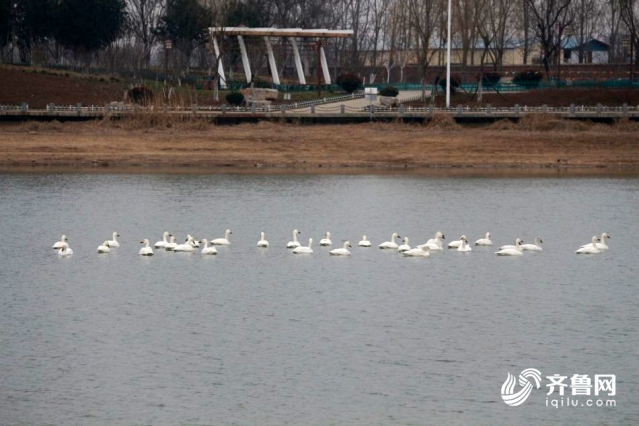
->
(207, 27, 353, 89)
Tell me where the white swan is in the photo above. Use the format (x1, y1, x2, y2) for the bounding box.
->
(448, 235, 466, 249)
(319, 231, 332, 246)
(287, 229, 301, 248)
(457, 236, 472, 252)
(57, 242, 73, 256)
(52, 234, 68, 249)
(211, 229, 232, 245)
(293, 238, 313, 254)
(521, 236, 543, 251)
(580, 232, 610, 250)
(164, 235, 177, 251)
(257, 232, 269, 247)
(499, 237, 523, 250)
(398, 237, 411, 253)
(496, 238, 524, 256)
(418, 231, 445, 250)
(576, 236, 601, 254)
(379, 232, 401, 249)
(97, 241, 111, 253)
(200, 239, 218, 255)
(402, 245, 430, 257)
(358, 235, 371, 247)
(174, 236, 196, 252)
(475, 232, 493, 246)
(330, 241, 351, 256)
(107, 232, 120, 248)
(139, 239, 154, 256)
(187, 234, 200, 247)
(154, 231, 171, 248)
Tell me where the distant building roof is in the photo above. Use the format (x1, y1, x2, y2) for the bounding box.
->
(563, 38, 610, 52)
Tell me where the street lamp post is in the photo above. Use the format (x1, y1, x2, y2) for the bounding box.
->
(164, 39, 172, 104)
(446, 0, 452, 109)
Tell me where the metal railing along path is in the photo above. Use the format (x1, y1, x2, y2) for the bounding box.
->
(1, 102, 638, 120)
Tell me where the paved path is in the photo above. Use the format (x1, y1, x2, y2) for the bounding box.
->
(286, 90, 428, 113)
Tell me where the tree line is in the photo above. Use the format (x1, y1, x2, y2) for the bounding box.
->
(1, 0, 639, 83)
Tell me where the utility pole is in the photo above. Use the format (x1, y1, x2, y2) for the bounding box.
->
(10, 3, 19, 64)
(446, 0, 452, 108)
(317, 40, 322, 98)
(164, 39, 172, 103)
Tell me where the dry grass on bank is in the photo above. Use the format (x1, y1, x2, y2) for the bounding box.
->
(2, 117, 639, 169)
(6, 114, 639, 135)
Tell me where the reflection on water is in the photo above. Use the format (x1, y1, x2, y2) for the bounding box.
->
(0, 171, 637, 425)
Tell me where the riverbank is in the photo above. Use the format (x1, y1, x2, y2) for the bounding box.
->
(1, 118, 639, 170)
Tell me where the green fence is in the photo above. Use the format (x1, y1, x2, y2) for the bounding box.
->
(365, 79, 639, 93)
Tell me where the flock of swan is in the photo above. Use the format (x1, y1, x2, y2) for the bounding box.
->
(51, 230, 612, 257)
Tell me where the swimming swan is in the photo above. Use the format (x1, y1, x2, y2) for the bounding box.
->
(457, 236, 472, 252)
(358, 235, 371, 247)
(287, 229, 301, 248)
(97, 241, 111, 253)
(521, 237, 543, 251)
(448, 235, 466, 249)
(200, 239, 218, 255)
(174, 236, 196, 252)
(293, 238, 313, 254)
(330, 241, 351, 256)
(139, 239, 154, 256)
(52, 235, 68, 249)
(379, 232, 401, 249)
(319, 231, 332, 246)
(164, 235, 177, 251)
(402, 245, 430, 257)
(211, 229, 232, 245)
(418, 231, 445, 250)
(496, 238, 524, 256)
(155, 231, 171, 248)
(576, 236, 601, 254)
(187, 234, 200, 247)
(257, 232, 269, 247)
(107, 232, 120, 248)
(398, 237, 411, 253)
(475, 232, 493, 246)
(57, 242, 73, 256)
(580, 233, 610, 250)
(499, 237, 524, 251)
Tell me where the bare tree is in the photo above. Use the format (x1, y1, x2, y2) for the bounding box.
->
(405, 0, 444, 79)
(368, 0, 392, 68)
(479, 0, 517, 68)
(604, 0, 625, 62)
(453, 0, 482, 71)
(620, 0, 639, 71)
(383, 0, 413, 82)
(569, 0, 603, 63)
(525, 0, 573, 77)
(126, 0, 165, 68)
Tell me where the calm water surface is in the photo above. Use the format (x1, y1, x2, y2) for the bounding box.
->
(0, 171, 638, 425)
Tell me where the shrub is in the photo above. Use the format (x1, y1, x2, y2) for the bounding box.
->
(379, 86, 399, 97)
(513, 69, 543, 86)
(127, 86, 155, 105)
(438, 73, 462, 92)
(226, 91, 245, 106)
(336, 73, 363, 94)
(478, 71, 501, 87)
